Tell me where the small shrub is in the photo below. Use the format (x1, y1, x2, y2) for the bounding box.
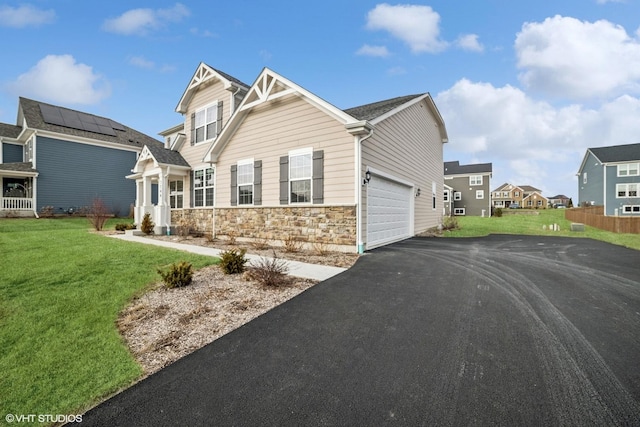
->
(219, 248, 248, 274)
(283, 235, 303, 253)
(247, 251, 290, 287)
(87, 197, 111, 231)
(115, 222, 136, 231)
(250, 237, 270, 250)
(313, 241, 330, 256)
(226, 231, 237, 245)
(157, 261, 193, 288)
(40, 206, 54, 218)
(442, 216, 460, 231)
(141, 212, 155, 235)
(494, 208, 503, 218)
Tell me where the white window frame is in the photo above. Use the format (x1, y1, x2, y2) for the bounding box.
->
(476, 190, 484, 199)
(193, 167, 215, 207)
(169, 180, 184, 209)
(469, 175, 483, 186)
(444, 190, 449, 202)
(514, 191, 520, 197)
(622, 205, 640, 214)
(194, 102, 218, 144)
(454, 191, 462, 201)
(537, 200, 543, 206)
(502, 191, 509, 198)
(616, 183, 639, 198)
(289, 148, 313, 204)
(583, 172, 587, 184)
(454, 208, 465, 215)
(237, 159, 254, 206)
(618, 163, 640, 177)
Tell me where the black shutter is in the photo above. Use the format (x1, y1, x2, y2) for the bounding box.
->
(254, 160, 262, 206)
(230, 165, 237, 206)
(312, 150, 324, 204)
(279, 156, 289, 205)
(190, 113, 195, 146)
(189, 171, 194, 207)
(216, 101, 223, 136)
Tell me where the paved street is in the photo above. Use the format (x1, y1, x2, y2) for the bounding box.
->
(76, 235, 640, 426)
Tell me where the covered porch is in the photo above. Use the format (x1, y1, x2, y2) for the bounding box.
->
(127, 144, 190, 234)
(0, 163, 38, 217)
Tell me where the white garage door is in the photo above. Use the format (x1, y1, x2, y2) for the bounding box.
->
(366, 174, 413, 249)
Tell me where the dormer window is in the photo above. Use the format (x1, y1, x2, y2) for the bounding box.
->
(191, 101, 222, 145)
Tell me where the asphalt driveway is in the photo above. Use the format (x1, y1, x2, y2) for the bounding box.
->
(75, 235, 640, 426)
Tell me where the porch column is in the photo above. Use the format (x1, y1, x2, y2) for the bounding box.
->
(142, 175, 152, 220)
(155, 170, 169, 233)
(32, 176, 38, 217)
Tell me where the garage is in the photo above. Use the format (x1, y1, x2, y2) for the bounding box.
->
(366, 172, 413, 249)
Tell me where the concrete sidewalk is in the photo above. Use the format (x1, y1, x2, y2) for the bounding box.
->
(109, 234, 347, 281)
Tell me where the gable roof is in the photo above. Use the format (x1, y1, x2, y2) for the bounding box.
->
(0, 122, 22, 139)
(520, 185, 541, 193)
(588, 142, 640, 163)
(18, 97, 162, 150)
(344, 94, 424, 121)
(176, 63, 250, 114)
(444, 161, 492, 176)
(144, 143, 189, 167)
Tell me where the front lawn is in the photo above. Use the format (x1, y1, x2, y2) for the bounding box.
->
(444, 209, 640, 250)
(0, 218, 217, 424)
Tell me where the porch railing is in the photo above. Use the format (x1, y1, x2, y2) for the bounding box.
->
(1, 197, 34, 211)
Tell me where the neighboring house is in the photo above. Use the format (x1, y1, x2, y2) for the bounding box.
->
(0, 97, 162, 217)
(443, 161, 492, 216)
(548, 194, 571, 207)
(443, 183, 454, 217)
(577, 142, 640, 216)
(128, 63, 449, 252)
(492, 183, 549, 209)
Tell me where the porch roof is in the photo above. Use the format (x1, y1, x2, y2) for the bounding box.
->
(0, 162, 38, 176)
(145, 143, 189, 167)
(0, 122, 22, 138)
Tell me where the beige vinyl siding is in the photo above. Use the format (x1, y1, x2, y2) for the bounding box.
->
(215, 95, 355, 207)
(361, 99, 444, 238)
(180, 81, 235, 166)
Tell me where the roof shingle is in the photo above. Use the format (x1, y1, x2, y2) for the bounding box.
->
(344, 94, 425, 121)
(589, 143, 640, 163)
(444, 161, 492, 175)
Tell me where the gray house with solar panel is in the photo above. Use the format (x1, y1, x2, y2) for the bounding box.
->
(0, 97, 164, 217)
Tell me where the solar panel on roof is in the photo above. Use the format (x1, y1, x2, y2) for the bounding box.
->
(109, 120, 126, 131)
(38, 103, 119, 137)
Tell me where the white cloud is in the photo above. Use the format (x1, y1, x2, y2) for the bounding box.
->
(0, 4, 55, 28)
(129, 56, 155, 69)
(515, 15, 640, 100)
(356, 44, 390, 57)
(8, 55, 110, 104)
(102, 3, 190, 36)
(456, 34, 484, 52)
(365, 3, 447, 53)
(436, 78, 640, 195)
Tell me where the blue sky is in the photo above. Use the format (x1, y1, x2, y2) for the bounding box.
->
(1, 1, 640, 200)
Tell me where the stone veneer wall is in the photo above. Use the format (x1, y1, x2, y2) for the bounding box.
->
(215, 205, 357, 247)
(171, 209, 214, 235)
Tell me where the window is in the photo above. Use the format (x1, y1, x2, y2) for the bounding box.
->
(169, 180, 183, 209)
(537, 200, 543, 206)
(503, 191, 509, 198)
(469, 175, 483, 185)
(432, 181, 437, 210)
(617, 183, 639, 198)
(194, 103, 218, 144)
(454, 192, 462, 201)
(618, 163, 640, 177)
(289, 150, 312, 203)
(476, 190, 484, 199)
(444, 190, 449, 202)
(193, 167, 214, 207)
(527, 200, 533, 206)
(237, 160, 254, 205)
(622, 205, 640, 214)
(514, 191, 520, 197)
(494, 192, 500, 198)
(583, 172, 587, 184)
(454, 208, 465, 215)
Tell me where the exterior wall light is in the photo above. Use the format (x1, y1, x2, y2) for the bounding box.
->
(363, 170, 371, 185)
(415, 188, 421, 197)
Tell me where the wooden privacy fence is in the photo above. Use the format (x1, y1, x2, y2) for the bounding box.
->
(565, 206, 640, 234)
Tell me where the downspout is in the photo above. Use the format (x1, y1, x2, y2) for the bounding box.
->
(356, 128, 374, 254)
(164, 166, 171, 235)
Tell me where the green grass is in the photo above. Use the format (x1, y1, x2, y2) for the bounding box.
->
(0, 218, 217, 425)
(443, 209, 640, 250)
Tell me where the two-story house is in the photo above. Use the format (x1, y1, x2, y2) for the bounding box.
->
(1, 98, 162, 217)
(577, 142, 640, 216)
(443, 161, 492, 216)
(128, 63, 449, 252)
(492, 183, 549, 209)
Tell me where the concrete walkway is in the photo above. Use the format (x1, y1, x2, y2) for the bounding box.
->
(109, 234, 347, 281)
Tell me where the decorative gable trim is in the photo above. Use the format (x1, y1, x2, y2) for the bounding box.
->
(176, 63, 247, 114)
(203, 67, 360, 163)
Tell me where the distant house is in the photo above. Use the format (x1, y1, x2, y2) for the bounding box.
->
(492, 183, 549, 209)
(577, 142, 640, 216)
(128, 63, 449, 252)
(0, 97, 162, 217)
(443, 161, 492, 216)
(548, 194, 571, 207)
